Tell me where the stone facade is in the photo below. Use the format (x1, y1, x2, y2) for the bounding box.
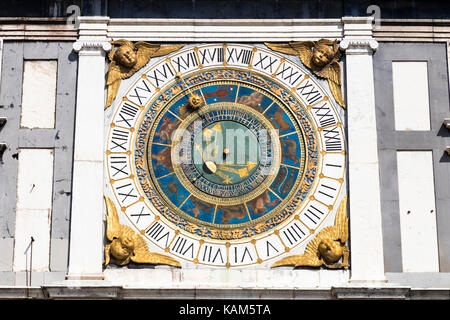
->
(0, 6, 450, 299)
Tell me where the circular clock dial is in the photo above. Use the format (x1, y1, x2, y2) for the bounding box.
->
(144, 79, 307, 234)
(172, 102, 280, 203)
(106, 44, 346, 267)
(192, 119, 261, 186)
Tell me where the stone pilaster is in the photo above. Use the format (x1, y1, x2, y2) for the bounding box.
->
(340, 17, 386, 282)
(66, 17, 110, 280)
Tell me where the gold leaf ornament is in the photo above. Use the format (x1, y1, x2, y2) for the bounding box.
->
(271, 195, 349, 269)
(265, 39, 346, 109)
(105, 40, 185, 109)
(104, 196, 181, 267)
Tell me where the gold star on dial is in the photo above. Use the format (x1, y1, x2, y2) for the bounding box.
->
(223, 177, 232, 184)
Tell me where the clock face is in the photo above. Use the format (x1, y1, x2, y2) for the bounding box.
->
(105, 44, 346, 267)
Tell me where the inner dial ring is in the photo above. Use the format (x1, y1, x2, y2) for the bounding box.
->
(171, 102, 281, 206)
(144, 78, 309, 234)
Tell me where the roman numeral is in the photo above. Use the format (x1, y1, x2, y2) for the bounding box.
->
(303, 204, 326, 225)
(127, 79, 152, 105)
(276, 63, 303, 86)
(200, 245, 225, 264)
(311, 102, 336, 128)
(265, 240, 279, 257)
(297, 80, 323, 105)
(322, 127, 342, 152)
(146, 221, 171, 248)
(130, 206, 151, 224)
(109, 155, 128, 177)
(253, 53, 279, 73)
(171, 52, 198, 72)
(198, 47, 224, 64)
(226, 47, 253, 65)
(147, 63, 174, 87)
(170, 236, 195, 259)
(325, 163, 342, 168)
(116, 103, 140, 128)
(115, 182, 138, 204)
(282, 221, 306, 246)
(110, 128, 130, 151)
(317, 183, 338, 199)
(233, 246, 253, 264)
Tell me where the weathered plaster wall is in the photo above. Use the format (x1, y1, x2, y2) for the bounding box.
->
(374, 42, 450, 272)
(0, 41, 77, 285)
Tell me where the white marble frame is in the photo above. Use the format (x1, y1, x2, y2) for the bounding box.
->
(67, 16, 386, 286)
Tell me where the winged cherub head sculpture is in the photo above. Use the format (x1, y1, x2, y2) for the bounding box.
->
(311, 41, 337, 68)
(113, 42, 138, 68)
(271, 195, 349, 269)
(104, 196, 181, 267)
(105, 40, 184, 109)
(265, 39, 345, 109)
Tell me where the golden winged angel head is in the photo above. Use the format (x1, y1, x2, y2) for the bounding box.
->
(103, 196, 181, 267)
(318, 238, 345, 264)
(105, 40, 184, 109)
(109, 235, 135, 264)
(311, 40, 338, 68)
(114, 43, 138, 68)
(264, 39, 345, 109)
(271, 195, 349, 269)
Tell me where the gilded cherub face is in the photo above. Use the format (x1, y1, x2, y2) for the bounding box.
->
(110, 236, 134, 261)
(115, 45, 138, 68)
(188, 93, 203, 109)
(312, 44, 334, 68)
(318, 239, 344, 263)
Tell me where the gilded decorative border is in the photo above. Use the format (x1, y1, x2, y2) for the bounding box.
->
(134, 68, 319, 240)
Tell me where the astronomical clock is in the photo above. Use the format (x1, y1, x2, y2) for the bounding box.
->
(104, 43, 347, 269)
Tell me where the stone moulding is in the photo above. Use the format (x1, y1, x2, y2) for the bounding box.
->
(73, 40, 112, 53)
(1, 285, 449, 300)
(2, 17, 450, 42)
(339, 39, 378, 51)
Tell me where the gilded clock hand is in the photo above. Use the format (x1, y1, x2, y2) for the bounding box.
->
(194, 143, 205, 161)
(175, 72, 193, 95)
(214, 170, 231, 184)
(217, 165, 249, 178)
(218, 162, 250, 167)
(217, 161, 258, 170)
(202, 123, 222, 158)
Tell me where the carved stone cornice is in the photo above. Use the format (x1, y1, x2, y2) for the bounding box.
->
(78, 16, 110, 38)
